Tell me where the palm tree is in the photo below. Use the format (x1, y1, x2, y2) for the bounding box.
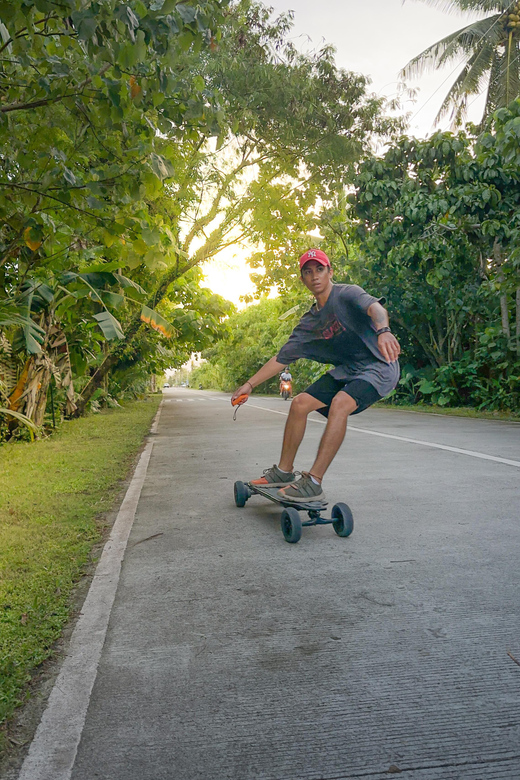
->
(401, 1, 520, 125)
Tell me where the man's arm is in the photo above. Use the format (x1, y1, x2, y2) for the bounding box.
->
(367, 302, 401, 363)
(231, 357, 286, 404)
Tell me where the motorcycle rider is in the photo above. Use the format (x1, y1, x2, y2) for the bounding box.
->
(279, 367, 292, 396)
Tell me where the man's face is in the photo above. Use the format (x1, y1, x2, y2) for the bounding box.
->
(300, 260, 333, 295)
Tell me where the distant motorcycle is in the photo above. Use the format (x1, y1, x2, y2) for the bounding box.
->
(280, 380, 292, 400)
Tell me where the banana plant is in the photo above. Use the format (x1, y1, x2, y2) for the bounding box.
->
(5, 265, 176, 427)
(18, 264, 176, 352)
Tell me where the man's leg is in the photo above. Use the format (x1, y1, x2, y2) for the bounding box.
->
(278, 393, 326, 472)
(308, 391, 358, 481)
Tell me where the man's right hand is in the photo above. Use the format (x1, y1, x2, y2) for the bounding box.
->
(231, 382, 252, 405)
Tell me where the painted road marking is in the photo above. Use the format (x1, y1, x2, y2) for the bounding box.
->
(241, 402, 520, 470)
(17, 403, 164, 780)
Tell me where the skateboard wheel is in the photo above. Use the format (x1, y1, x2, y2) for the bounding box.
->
(332, 502, 354, 538)
(280, 507, 302, 544)
(234, 481, 249, 508)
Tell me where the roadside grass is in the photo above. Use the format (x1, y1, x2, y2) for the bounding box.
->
(0, 396, 161, 749)
(376, 401, 520, 422)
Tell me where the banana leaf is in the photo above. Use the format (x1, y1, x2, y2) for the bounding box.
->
(0, 407, 37, 440)
(93, 311, 124, 340)
(140, 306, 177, 338)
(1, 297, 46, 354)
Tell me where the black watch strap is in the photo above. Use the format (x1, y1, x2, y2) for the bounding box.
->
(375, 326, 392, 336)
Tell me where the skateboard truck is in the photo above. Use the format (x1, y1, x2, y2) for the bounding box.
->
(233, 481, 354, 544)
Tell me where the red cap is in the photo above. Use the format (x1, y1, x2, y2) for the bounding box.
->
(299, 248, 331, 270)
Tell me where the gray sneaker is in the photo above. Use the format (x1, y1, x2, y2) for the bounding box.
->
(277, 472, 326, 503)
(250, 464, 295, 488)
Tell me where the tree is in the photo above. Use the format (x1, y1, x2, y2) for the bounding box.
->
(401, 0, 520, 125)
(73, 0, 402, 411)
(0, 0, 230, 429)
(192, 293, 326, 393)
(338, 101, 520, 409)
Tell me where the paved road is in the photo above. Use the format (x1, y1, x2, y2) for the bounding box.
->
(19, 389, 520, 779)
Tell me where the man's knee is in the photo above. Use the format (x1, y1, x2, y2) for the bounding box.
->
(290, 392, 318, 416)
(329, 391, 358, 416)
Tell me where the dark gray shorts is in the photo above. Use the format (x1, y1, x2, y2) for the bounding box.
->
(304, 373, 382, 417)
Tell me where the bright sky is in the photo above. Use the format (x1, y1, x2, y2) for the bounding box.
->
(202, 0, 489, 306)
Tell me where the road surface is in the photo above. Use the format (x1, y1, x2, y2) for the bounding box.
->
(16, 389, 520, 780)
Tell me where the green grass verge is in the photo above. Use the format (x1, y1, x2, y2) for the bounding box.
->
(0, 396, 161, 743)
(375, 401, 520, 422)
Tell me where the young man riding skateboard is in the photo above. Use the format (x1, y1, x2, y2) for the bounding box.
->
(231, 249, 401, 502)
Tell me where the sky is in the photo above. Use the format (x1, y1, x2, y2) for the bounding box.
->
(202, 0, 489, 306)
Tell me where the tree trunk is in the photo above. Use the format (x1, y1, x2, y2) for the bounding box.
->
(74, 259, 192, 416)
(391, 314, 440, 367)
(9, 351, 52, 427)
(493, 240, 510, 339)
(0, 332, 16, 397)
(8, 313, 54, 427)
(8, 319, 77, 428)
(500, 291, 510, 340)
(516, 286, 520, 357)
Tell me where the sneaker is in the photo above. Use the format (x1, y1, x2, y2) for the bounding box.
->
(277, 472, 326, 503)
(250, 464, 296, 488)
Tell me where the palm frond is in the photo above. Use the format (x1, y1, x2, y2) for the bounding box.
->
(434, 40, 496, 123)
(502, 36, 520, 105)
(481, 40, 520, 119)
(401, 14, 503, 79)
(482, 49, 506, 117)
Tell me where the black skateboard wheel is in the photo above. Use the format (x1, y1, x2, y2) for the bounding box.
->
(234, 481, 249, 508)
(281, 507, 302, 544)
(332, 502, 354, 537)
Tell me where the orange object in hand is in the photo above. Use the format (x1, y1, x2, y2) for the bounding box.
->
(232, 394, 249, 407)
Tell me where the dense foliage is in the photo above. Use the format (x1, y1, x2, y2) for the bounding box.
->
(343, 101, 520, 411)
(0, 0, 399, 439)
(0, 0, 233, 437)
(197, 101, 520, 413)
(192, 294, 328, 394)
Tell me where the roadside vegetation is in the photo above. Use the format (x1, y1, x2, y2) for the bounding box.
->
(194, 100, 520, 414)
(0, 0, 401, 442)
(3, 0, 517, 431)
(0, 395, 160, 750)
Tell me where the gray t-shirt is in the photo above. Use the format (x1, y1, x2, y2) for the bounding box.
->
(276, 284, 399, 396)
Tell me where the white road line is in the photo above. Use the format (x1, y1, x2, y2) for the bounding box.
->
(242, 402, 520, 469)
(17, 402, 163, 780)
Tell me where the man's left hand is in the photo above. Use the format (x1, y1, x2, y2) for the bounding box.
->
(378, 332, 400, 363)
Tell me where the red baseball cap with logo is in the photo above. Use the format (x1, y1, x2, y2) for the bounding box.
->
(299, 248, 331, 270)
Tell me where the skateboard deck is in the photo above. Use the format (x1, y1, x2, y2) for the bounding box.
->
(249, 483, 328, 512)
(233, 480, 353, 544)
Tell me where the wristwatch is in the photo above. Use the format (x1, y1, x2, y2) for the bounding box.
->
(375, 327, 392, 336)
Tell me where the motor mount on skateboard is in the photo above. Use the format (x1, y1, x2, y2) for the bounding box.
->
(233, 480, 354, 544)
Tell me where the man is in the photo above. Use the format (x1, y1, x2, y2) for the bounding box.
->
(279, 366, 292, 394)
(231, 249, 400, 502)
